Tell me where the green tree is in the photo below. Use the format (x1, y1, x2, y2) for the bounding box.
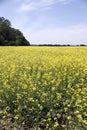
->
(0, 17, 30, 46)
(0, 17, 11, 27)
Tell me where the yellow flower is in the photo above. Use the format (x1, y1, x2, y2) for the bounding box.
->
(16, 93, 21, 100)
(67, 116, 72, 120)
(47, 118, 51, 121)
(83, 120, 87, 125)
(54, 117, 57, 121)
(47, 112, 51, 117)
(32, 87, 36, 91)
(51, 87, 55, 91)
(77, 114, 82, 121)
(14, 115, 19, 120)
(23, 84, 27, 89)
(61, 125, 66, 128)
(54, 121, 59, 127)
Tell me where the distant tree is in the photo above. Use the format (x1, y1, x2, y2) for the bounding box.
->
(80, 44, 85, 46)
(0, 17, 30, 46)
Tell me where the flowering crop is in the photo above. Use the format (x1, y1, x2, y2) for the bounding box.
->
(0, 46, 87, 129)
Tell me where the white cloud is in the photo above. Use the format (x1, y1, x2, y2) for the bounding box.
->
(23, 25, 87, 45)
(17, 0, 71, 12)
(6, 0, 86, 45)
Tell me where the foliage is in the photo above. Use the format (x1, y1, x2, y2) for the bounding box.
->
(0, 17, 30, 46)
(0, 47, 87, 129)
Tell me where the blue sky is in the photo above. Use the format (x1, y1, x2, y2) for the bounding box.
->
(0, 0, 87, 45)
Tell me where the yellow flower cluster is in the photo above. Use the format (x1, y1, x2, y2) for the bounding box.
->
(0, 46, 87, 129)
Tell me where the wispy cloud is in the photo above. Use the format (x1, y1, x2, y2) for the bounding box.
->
(17, 0, 71, 12)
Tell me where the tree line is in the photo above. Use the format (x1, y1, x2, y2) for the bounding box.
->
(31, 44, 87, 46)
(0, 17, 30, 46)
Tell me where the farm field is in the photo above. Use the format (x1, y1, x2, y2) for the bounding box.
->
(0, 46, 87, 130)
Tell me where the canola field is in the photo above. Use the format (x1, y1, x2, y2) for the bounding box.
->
(0, 46, 87, 130)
